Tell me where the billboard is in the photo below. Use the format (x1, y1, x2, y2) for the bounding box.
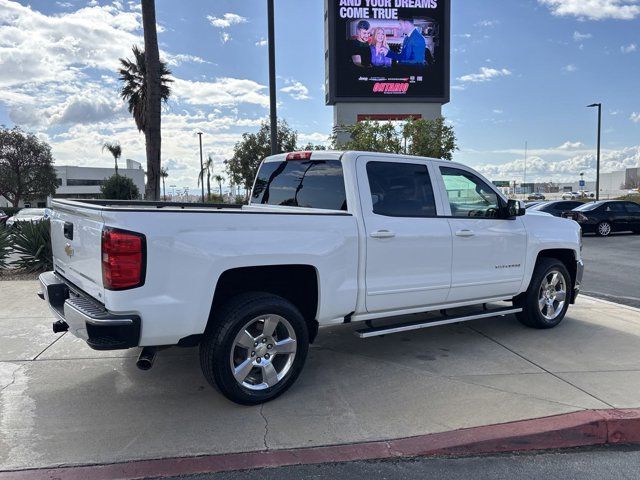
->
(325, 0, 450, 105)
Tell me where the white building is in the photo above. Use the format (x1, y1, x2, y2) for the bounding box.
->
(0, 161, 145, 208)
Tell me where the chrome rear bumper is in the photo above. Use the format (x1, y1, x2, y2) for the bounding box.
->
(38, 271, 140, 350)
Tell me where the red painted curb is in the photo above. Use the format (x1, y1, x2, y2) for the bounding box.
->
(2, 408, 639, 480)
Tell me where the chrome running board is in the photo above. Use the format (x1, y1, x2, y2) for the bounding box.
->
(355, 306, 523, 339)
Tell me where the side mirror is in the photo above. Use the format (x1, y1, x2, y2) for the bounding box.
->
(506, 199, 526, 218)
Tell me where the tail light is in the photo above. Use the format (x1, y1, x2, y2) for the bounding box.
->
(576, 212, 588, 222)
(102, 228, 146, 290)
(286, 151, 313, 161)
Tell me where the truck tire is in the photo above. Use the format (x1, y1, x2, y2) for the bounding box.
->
(200, 292, 309, 405)
(516, 258, 571, 329)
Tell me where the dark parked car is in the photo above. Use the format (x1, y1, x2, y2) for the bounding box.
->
(530, 200, 584, 218)
(563, 201, 640, 237)
(527, 193, 546, 201)
(525, 201, 543, 209)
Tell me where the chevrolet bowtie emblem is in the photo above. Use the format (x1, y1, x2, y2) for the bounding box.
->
(64, 243, 74, 257)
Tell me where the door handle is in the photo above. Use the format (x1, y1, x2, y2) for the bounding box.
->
(455, 229, 475, 238)
(370, 230, 396, 239)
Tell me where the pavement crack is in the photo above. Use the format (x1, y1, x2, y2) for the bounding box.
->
(259, 403, 269, 450)
(468, 325, 615, 409)
(0, 364, 23, 394)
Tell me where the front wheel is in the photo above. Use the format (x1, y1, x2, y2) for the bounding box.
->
(516, 258, 571, 329)
(200, 292, 309, 405)
(596, 221, 612, 237)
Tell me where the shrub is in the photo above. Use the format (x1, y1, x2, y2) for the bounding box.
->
(0, 226, 10, 269)
(1, 207, 21, 217)
(101, 174, 140, 200)
(11, 219, 52, 272)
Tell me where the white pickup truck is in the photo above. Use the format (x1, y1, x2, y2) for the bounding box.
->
(39, 151, 583, 404)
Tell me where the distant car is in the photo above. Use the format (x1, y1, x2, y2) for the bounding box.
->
(561, 192, 580, 200)
(0, 210, 8, 225)
(563, 201, 640, 236)
(527, 193, 546, 201)
(5, 208, 50, 229)
(530, 201, 584, 218)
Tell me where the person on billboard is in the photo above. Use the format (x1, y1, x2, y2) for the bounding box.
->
(370, 27, 392, 67)
(349, 20, 372, 67)
(384, 17, 427, 65)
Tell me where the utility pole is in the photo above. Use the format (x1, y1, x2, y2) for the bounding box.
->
(197, 132, 205, 203)
(524, 141, 528, 195)
(267, 0, 278, 155)
(587, 103, 602, 201)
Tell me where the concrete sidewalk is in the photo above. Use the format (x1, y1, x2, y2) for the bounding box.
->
(1, 280, 640, 472)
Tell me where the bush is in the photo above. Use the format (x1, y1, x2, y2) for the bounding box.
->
(101, 174, 140, 200)
(1, 207, 21, 217)
(11, 219, 52, 272)
(0, 226, 10, 269)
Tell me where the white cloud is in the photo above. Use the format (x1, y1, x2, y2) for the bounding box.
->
(558, 141, 586, 150)
(631, 112, 640, 123)
(280, 81, 310, 101)
(476, 19, 499, 27)
(172, 77, 270, 108)
(573, 31, 592, 41)
(165, 54, 209, 66)
(457, 67, 512, 83)
(255, 38, 268, 47)
(538, 0, 640, 20)
(621, 43, 637, 53)
(220, 31, 231, 43)
(475, 146, 640, 183)
(563, 64, 578, 72)
(206, 13, 247, 28)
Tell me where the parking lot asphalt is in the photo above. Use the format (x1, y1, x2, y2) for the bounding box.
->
(581, 233, 640, 308)
(2, 280, 640, 472)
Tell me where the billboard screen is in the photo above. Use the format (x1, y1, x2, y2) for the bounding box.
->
(326, 0, 450, 105)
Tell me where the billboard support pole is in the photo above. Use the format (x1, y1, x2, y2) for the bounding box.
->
(267, 0, 278, 156)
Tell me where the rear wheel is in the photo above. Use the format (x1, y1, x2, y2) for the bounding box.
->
(596, 221, 612, 237)
(516, 258, 571, 329)
(200, 292, 309, 405)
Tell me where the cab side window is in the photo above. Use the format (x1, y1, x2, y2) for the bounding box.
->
(366, 161, 437, 217)
(440, 167, 502, 218)
(624, 202, 640, 213)
(605, 203, 626, 213)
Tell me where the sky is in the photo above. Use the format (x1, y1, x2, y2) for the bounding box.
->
(0, 0, 639, 191)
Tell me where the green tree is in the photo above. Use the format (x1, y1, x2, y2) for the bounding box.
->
(160, 167, 168, 201)
(101, 174, 140, 200)
(0, 127, 58, 207)
(402, 117, 458, 160)
(119, 37, 173, 200)
(214, 174, 224, 197)
(331, 120, 403, 153)
(102, 141, 122, 175)
(224, 120, 298, 194)
(331, 117, 458, 160)
(199, 156, 214, 200)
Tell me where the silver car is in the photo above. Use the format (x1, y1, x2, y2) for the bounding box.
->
(5, 208, 50, 228)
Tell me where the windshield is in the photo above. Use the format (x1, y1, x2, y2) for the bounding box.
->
(18, 208, 46, 217)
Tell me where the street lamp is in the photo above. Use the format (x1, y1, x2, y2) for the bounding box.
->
(197, 132, 205, 203)
(587, 103, 602, 201)
(267, 0, 278, 155)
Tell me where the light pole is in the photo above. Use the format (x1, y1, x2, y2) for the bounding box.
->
(267, 0, 278, 155)
(197, 132, 205, 203)
(587, 103, 602, 201)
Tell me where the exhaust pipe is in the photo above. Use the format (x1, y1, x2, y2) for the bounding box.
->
(136, 347, 157, 371)
(52, 320, 69, 333)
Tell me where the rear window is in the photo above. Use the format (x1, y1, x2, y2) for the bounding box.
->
(251, 160, 347, 211)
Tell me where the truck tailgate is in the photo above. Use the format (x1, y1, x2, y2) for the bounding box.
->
(50, 203, 105, 302)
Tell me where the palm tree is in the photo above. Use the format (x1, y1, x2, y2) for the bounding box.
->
(102, 141, 122, 175)
(214, 174, 224, 197)
(119, 1, 172, 201)
(160, 167, 168, 201)
(198, 156, 214, 201)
